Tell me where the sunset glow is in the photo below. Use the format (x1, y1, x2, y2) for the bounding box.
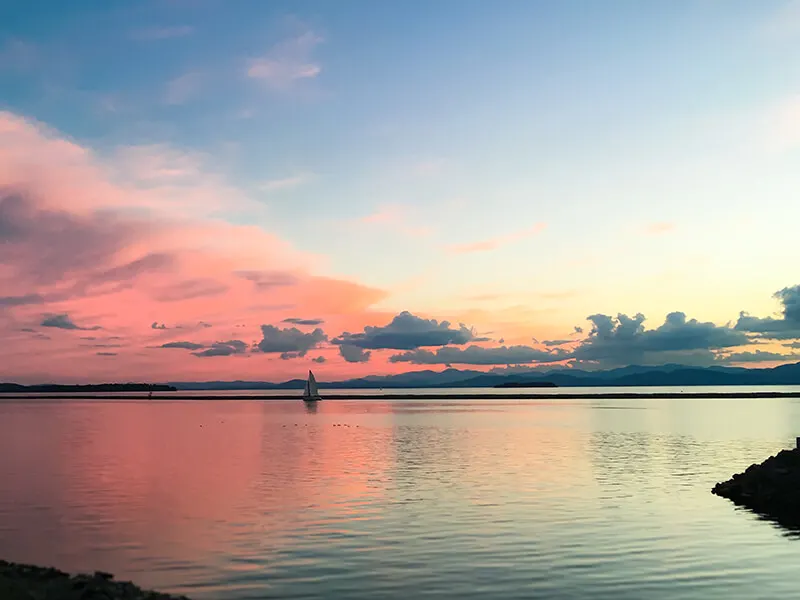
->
(1, 2, 799, 383)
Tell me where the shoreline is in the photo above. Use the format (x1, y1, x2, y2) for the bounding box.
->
(0, 559, 189, 599)
(1, 390, 800, 401)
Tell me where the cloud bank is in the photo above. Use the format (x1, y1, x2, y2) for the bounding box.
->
(333, 311, 473, 350)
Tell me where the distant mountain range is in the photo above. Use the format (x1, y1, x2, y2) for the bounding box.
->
(169, 362, 800, 390)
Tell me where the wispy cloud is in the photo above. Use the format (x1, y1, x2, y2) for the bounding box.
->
(357, 205, 433, 237)
(0, 37, 37, 71)
(759, 0, 800, 41)
(447, 223, 547, 254)
(643, 222, 676, 235)
(258, 173, 313, 192)
(114, 144, 205, 182)
(411, 159, 449, 177)
(763, 93, 800, 152)
(247, 31, 323, 89)
(359, 206, 402, 225)
(131, 25, 195, 41)
(165, 71, 204, 105)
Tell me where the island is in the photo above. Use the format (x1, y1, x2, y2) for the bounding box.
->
(0, 559, 190, 599)
(0, 383, 176, 393)
(712, 440, 800, 529)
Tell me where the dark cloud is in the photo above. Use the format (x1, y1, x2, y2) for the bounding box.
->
(96, 352, 117, 356)
(784, 342, 800, 350)
(779, 286, 800, 322)
(720, 350, 793, 363)
(0, 293, 46, 307)
(161, 341, 205, 350)
(20, 328, 50, 340)
(390, 345, 568, 365)
(41, 313, 101, 331)
(151, 321, 168, 330)
(0, 192, 142, 286)
(543, 339, 572, 347)
(735, 314, 799, 339)
(255, 325, 327, 356)
(152, 279, 228, 302)
(86, 253, 172, 291)
(82, 343, 123, 348)
(198, 321, 212, 328)
(734, 285, 800, 340)
(571, 311, 748, 367)
(312, 356, 326, 363)
(192, 340, 247, 357)
(283, 317, 325, 326)
(0, 192, 177, 312)
(339, 344, 371, 363)
(573, 326, 583, 334)
(237, 270, 298, 289)
(333, 311, 473, 350)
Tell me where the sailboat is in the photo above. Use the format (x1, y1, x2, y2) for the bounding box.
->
(303, 370, 322, 402)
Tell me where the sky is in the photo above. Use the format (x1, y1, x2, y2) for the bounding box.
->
(1, 0, 799, 383)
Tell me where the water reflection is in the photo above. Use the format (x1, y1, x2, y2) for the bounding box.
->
(2, 398, 800, 599)
(728, 500, 800, 539)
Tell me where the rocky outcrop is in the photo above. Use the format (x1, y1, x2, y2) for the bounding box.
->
(712, 446, 800, 527)
(0, 560, 191, 600)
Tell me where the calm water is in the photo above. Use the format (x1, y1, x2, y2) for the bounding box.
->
(2, 390, 800, 599)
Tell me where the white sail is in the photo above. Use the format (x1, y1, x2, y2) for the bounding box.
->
(303, 370, 321, 401)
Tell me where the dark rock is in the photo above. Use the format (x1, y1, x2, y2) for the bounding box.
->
(712, 446, 800, 529)
(0, 559, 191, 599)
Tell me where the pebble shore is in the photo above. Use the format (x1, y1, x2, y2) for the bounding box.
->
(0, 560, 191, 600)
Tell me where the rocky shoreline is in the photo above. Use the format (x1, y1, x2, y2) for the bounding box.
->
(712, 441, 800, 529)
(0, 560, 190, 600)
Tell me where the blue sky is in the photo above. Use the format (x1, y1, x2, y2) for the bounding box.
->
(1, 1, 799, 381)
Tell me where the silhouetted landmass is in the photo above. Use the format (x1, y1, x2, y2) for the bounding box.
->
(494, 381, 557, 388)
(712, 445, 800, 531)
(2, 363, 798, 394)
(0, 559, 189, 599)
(0, 383, 176, 393)
(2, 391, 798, 401)
(168, 362, 800, 390)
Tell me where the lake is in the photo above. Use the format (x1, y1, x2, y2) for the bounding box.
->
(2, 388, 800, 599)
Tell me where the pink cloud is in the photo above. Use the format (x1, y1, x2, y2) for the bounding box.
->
(0, 110, 399, 383)
(447, 223, 547, 254)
